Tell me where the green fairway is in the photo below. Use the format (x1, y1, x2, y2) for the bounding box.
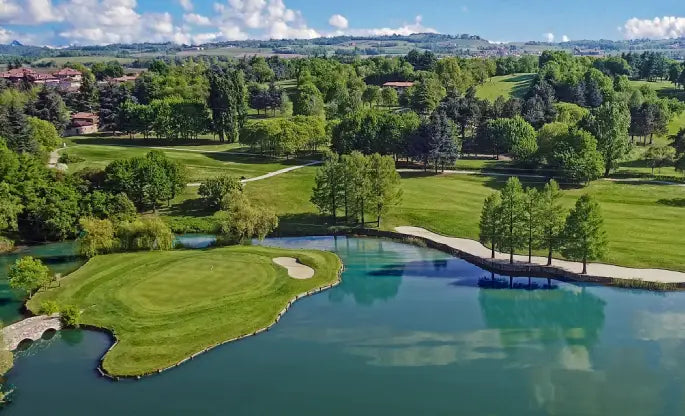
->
(62, 143, 310, 181)
(476, 73, 535, 101)
(27, 246, 342, 377)
(241, 167, 685, 272)
(628, 79, 685, 101)
(615, 110, 685, 178)
(385, 173, 685, 272)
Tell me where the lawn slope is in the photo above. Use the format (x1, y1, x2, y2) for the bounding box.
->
(27, 246, 342, 377)
(476, 73, 534, 101)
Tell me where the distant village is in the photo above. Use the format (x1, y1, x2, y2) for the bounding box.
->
(1, 67, 140, 136)
(0, 67, 139, 91)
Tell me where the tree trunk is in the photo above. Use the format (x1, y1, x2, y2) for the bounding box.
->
(547, 245, 553, 266)
(582, 255, 587, 274)
(510, 248, 514, 264)
(491, 243, 495, 259)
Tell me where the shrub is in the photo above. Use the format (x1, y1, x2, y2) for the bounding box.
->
(39, 300, 60, 315)
(60, 305, 82, 328)
(58, 152, 85, 164)
(116, 216, 174, 251)
(198, 175, 243, 210)
(0, 237, 13, 254)
(163, 216, 218, 234)
(77, 217, 115, 258)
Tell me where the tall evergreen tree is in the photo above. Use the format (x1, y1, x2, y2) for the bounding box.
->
(562, 194, 607, 274)
(77, 71, 99, 112)
(523, 187, 542, 263)
(25, 87, 69, 133)
(311, 154, 344, 221)
(207, 67, 247, 142)
(499, 177, 526, 264)
(368, 153, 402, 227)
(5, 104, 38, 155)
(479, 193, 502, 259)
(538, 180, 566, 266)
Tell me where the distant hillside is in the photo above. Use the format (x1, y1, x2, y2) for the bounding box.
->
(1, 34, 684, 63)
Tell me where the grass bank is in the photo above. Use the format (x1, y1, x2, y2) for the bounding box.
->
(239, 168, 685, 272)
(476, 73, 535, 101)
(27, 246, 342, 377)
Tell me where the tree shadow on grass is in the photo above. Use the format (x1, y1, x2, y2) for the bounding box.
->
(71, 136, 232, 148)
(202, 152, 309, 167)
(162, 197, 213, 217)
(657, 198, 685, 207)
(502, 74, 535, 83)
(272, 213, 358, 237)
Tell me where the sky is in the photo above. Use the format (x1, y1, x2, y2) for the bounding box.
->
(0, 0, 684, 46)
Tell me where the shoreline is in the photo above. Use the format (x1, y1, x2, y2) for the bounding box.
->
(350, 227, 685, 288)
(93, 259, 344, 381)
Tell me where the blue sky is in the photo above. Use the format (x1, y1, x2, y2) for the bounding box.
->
(0, 0, 684, 46)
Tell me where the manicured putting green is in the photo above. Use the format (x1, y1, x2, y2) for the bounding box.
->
(27, 246, 342, 377)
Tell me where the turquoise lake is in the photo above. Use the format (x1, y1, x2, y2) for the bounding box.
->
(3, 236, 685, 415)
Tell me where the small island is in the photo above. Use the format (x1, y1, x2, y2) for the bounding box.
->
(26, 246, 342, 378)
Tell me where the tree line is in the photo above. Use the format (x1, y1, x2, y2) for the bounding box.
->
(479, 178, 607, 274)
(311, 152, 402, 227)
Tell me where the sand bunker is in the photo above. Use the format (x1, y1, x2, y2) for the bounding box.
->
(273, 257, 315, 279)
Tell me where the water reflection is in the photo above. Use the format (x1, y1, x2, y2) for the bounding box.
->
(0, 241, 82, 323)
(7, 236, 685, 416)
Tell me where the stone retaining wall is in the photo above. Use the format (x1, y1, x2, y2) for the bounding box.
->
(347, 229, 685, 290)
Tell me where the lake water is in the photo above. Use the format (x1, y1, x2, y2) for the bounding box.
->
(4, 236, 685, 415)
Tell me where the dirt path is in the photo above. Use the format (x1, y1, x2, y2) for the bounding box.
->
(395, 226, 685, 284)
(47, 147, 68, 171)
(186, 161, 321, 187)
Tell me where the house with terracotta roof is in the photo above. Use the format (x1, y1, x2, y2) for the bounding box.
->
(64, 112, 99, 136)
(382, 81, 415, 91)
(53, 68, 82, 90)
(0, 68, 38, 83)
(110, 74, 139, 84)
(28, 72, 59, 86)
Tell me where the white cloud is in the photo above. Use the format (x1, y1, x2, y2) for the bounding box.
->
(341, 15, 437, 37)
(328, 14, 348, 30)
(622, 16, 685, 39)
(543, 32, 555, 42)
(184, 13, 212, 26)
(54, 1, 193, 45)
(0, 0, 437, 46)
(0, 27, 16, 43)
(178, 0, 193, 12)
(561, 34, 570, 42)
(210, 0, 319, 40)
(0, 0, 60, 24)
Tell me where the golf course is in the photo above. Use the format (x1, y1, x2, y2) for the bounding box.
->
(26, 246, 342, 377)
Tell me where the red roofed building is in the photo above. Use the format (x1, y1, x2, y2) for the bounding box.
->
(28, 72, 59, 86)
(64, 112, 99, 136)
(110, 74, 139, 84)
(53, 68, 82, 90)
(382, 81, 415, 90)
(0, 68, 38, 83)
